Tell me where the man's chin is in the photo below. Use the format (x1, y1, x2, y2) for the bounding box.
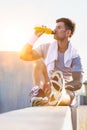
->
(53, 36, 57, 40)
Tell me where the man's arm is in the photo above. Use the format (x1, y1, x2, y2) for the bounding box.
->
(20, 28, 44, 61)
(65, 72, 83, 91)
(20, 43, 41, 61)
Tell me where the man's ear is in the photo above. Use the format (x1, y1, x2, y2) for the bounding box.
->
(66, 30, 71, 37)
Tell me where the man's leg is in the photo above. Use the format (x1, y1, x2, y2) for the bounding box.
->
(49, 71, 75, 106)
(32, 60, 50, 89)
(30, 60, 50, 106)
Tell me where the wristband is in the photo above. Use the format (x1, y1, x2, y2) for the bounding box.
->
(28, 34, 38, 46)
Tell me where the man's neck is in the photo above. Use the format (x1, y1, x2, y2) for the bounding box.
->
(58, 40, 69, 53)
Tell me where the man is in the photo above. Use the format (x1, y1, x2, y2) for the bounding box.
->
(20, 17, 83, 107)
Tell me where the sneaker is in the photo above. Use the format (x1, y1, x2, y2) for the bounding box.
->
(31, 96, 48, 106)
(49, 71, 65, 106)
(50, 71, 64, 91)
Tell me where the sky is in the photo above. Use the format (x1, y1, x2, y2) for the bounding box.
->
(0, 0, 87, 81)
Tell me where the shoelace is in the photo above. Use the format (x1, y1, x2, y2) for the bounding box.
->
(49, 71, 65, 106)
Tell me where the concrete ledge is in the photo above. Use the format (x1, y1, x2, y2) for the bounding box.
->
(0, 106, 73, 130)
(76, 106, 87, 130)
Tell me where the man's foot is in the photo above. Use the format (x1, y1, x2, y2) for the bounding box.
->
(48, 71, 65, 106)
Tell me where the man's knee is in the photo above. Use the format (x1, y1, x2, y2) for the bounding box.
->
(32, 60, 49, 88)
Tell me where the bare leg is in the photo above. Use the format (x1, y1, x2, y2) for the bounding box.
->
(30, 60, 50, 106)
(32, 60, 50, 90)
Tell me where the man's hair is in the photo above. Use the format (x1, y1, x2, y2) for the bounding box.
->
(56, 18, 76, 37)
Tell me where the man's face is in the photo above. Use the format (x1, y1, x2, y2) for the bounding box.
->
(54, 22, 69, 40)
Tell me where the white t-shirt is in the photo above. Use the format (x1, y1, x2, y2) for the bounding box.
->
(34, 42, 83, 83)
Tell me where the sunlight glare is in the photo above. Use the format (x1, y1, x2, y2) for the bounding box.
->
(2, 25, 27, 51)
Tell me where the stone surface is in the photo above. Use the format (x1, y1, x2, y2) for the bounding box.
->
(0, 106, 73, 130)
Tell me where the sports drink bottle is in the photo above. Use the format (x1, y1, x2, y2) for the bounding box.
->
(34, 26, 54, 34)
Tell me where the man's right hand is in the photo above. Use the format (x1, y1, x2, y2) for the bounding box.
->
(34, 29, 44, 37)
(34, 26, 47, 37)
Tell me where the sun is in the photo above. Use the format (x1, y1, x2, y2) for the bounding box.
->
(2, 25, 27, 51)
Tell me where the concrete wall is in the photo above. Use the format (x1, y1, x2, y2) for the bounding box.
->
(0, 51, 33, 113)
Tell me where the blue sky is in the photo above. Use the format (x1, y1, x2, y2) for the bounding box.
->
(0, 0, 87, 80)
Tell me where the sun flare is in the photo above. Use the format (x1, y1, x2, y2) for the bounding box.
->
(2, 25, 27, 51)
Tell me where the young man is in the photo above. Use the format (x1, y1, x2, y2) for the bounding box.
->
(20, 18, 83, 106)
